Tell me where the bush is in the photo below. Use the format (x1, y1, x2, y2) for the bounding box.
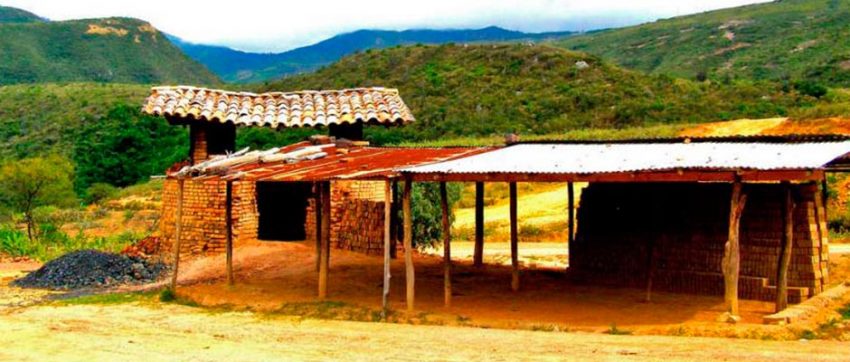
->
(399, 182, 463, 248)
(85, 183, 118, 205)
(794, 80, 828, 99)
(159, 289, 176, 302)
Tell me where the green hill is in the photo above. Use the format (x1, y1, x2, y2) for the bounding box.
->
(554, 0, 850, 86)
(261, 43, 828, 143)
(0, 5, 43, 23)
(0, 14, 219, 85)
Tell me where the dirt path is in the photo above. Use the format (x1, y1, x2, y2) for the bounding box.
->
(0, 301, 848, 362)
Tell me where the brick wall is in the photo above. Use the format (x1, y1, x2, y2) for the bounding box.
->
(160, 178, 258, 258)
(305, 180, 389, 255)
(569, 182, 829, 302)
(161, 177, 389, 258)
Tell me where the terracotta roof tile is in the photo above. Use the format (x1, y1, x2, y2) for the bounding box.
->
(142, 86, 414, 129)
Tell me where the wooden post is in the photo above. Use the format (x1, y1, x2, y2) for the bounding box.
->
(567, 182, 575, 273)
(314, 182, 322, 272)
(318, 181, 331, 299)
(170, 178, 185, 291)
(225, 181, 234, 286)
(568, 182, 575, 244)
(440, 182, 452, 307)
(510, 182, 519, 292)
(390, 180, 400, 259)
(382, 180, 393, 315)
(721, 181, 747, 317)
(403, 177, 415, 311)
(473, 182, 484, 267)
(814, 181, 829, 288)
(776, 182, 794, 312)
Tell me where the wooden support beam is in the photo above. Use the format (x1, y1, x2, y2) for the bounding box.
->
(473, 182, 485, 268)
(403, 177, 415, 311)
(440, 182, 452, 307)
(225, 181, 234, 286)
(314, 182, 322, 272)
(510, 182, 519, 292)
(567, 181, 575, 248)
(776, 182, 794, 312)
(318, 181, 331, 299)
(814, 180, 829, 288)
(382, 180, 393, 315)
(390, 180, 400, 259)
(407, 169, 825, 184)
(721, 181, 747, 317)
(170, 178, 185, 291)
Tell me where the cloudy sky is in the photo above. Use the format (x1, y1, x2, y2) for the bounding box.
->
(2, 0, 770, 53)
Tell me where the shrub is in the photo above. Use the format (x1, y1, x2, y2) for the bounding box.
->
(85, 183, 118, 205)
(794, 80, 828, 99)
(399, 182, 463, 248)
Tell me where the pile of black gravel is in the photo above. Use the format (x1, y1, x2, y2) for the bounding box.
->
(13, 250, 167, 290)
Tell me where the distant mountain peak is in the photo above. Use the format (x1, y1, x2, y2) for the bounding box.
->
(0, 5, 46, 23)
(171, 26, 575, 83)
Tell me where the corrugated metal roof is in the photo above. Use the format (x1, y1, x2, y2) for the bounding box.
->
(185, 146, 490, 182)
(143, 86, 414, 129)
(402, 141, 850, 175)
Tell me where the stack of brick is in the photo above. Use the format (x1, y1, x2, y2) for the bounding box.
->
(160, 179, 258, 259)
(570, 182, 828, 303)
(304, 180, 389, 255)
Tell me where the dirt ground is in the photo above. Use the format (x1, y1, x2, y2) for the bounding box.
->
(2, 301, 850, 362)
(2, 244, 850, 360)
(172, 242, 788, 332)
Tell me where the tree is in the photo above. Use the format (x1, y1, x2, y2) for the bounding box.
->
(0, 155, 76, 241)
(73, 104, 187, 193)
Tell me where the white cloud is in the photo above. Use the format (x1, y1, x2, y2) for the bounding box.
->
(1, 0, 770, 52)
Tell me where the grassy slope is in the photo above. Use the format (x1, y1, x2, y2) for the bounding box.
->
(0, 17, 219, 85)
(262, 44, 825, 144)
(555, 0, 850, 86)
(0, 83, 152, 158)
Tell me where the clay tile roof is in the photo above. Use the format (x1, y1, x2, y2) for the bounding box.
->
(142, 85, 415, 129)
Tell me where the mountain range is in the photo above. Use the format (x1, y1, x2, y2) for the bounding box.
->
(555, 0, 850, 86)
(0, 6, 219, 85)
(169, 27, 574, 83)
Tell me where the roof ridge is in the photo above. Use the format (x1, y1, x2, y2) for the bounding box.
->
(149, 85, 400, 97)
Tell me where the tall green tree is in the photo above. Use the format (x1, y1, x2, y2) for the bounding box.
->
(72, 104, 187, 194)
(0, 155, 76, 241)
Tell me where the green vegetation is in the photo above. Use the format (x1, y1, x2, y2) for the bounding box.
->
(555, 0, 850, 87)
(0, 224, 142, 261)
(263, 44, 831, 144)
(0, 16, 219, 85)
(407, 182, 462, 248)
(0, 155, 76, 241)
(58, 290, 157, 305)
(0, 6, 43, 23)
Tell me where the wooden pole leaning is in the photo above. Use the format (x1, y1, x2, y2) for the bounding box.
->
(314, 182, 322, 272)
(510, 182, 519, 292)
(225, 180, 234, 286)
(403, 177, 415, 312)
(440, 182, 452, 307)
(775, 182, 795, 312)
(170, 178, 185, 291)
(382, 179, 393, 316)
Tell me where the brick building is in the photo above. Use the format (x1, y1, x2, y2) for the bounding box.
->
(144, 85, 850, 317)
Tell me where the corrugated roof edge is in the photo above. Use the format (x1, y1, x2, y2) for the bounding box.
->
(513, 134, 850, 145)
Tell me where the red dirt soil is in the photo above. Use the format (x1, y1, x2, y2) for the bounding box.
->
(174, 242, 775, 331)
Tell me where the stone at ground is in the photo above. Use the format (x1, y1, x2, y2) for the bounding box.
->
(12, 250, 166, 290)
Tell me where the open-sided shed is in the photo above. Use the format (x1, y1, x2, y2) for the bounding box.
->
(397, 136, 850, 318)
